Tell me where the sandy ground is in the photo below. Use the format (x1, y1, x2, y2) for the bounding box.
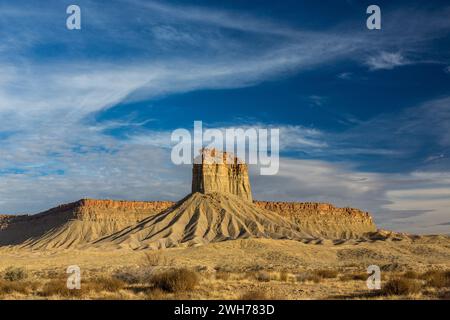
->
(0, 237, 449, 300)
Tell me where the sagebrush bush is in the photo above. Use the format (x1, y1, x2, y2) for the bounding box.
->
(255, 271, 271, 282)
(86, 276, 126, 292)
(142, 252, 173, 267)
(151, 268, 199, 292)
(296, 272, 321, 283)
(3, 267, 28, 282)
(314, 269, 338, 279)
(113, 270, 140, 285)
(421, 270, 450, 288)
(0, 279, 36, 295)
(40, 280, 82, 297)
(382, 278, 421, 296)
(145, 288, 167, 300)
(340, 272, 367, 281)
(215, 272, 230, 281)
(240, 290, 268, 300)
(403, 271, 420, 279)
(279, 271, 288, 282)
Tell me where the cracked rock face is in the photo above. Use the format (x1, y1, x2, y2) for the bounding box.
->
(192, 149, 253, 202)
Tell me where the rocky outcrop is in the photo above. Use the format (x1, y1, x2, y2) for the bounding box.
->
(73, 199, 174, 221)
(255, 201, 377, 238)
(94, 192, 307, 250)
(0, 199, 174, 248)
(192, 149, 253, 202)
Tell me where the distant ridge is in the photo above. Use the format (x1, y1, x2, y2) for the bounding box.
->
(0, 199, 172, 249)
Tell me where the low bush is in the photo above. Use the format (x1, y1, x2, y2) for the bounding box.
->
(142, 252, 173, 267)
(113, 270, 140, 285)
(314, 269, 338, 279)
(296, 272, 321, 283)
(382, 278, 421, 296)
(40, 280, 82, 297)
(86, 276, 126, 292)
(0, 279, 35, 295)
(3, 267, 28, 282)
(403, 271, 420, 279)
(420, 270, 450, 288)
(215, 272, 230, 281)
(255, 272, 271, 282)
(279, 271, 288, 282)
(340, 272, 367, 281)
(240, 290, 268, 300)
(151, 268, 199, 292)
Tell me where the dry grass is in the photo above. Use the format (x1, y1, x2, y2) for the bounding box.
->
(438, 290, 450, 300)
(420, 270, 450, 288)
(145, 288, 167, 300)
(279, 271, 288, 282)
(255, 271, 271, 282)
(339, 272, 367, 281)
(215, 272, 230, 281)
(0, 279, 38, 295)
(403, 271, 420, 279)
(382, 278, 421, 296)
(113, 270, 141, 285)
(240, 290, 269, 300)
(142, 252, 173, 267)
(3, 267, 28, 282)
(40, 280, 83, 298)
(314, 269, 338, 279)
(151, 268, 199, 292)
(86, 276, 126, 292)
(296, 272, 321, 283)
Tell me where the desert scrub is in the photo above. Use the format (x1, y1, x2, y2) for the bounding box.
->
(314, 269, 338, 279)
(142, 252, 174, 267)
(279, 271, 288, 282)
(151, 268, 199, 292)
(40, 279, 83, 298)
(215, 272, 230, 281)
(0, 279, 38, 295)
(3, 267, 28, 281)
(243, 271, 273, 282)
(240, 290, 269, 300)
(420, 270, 450, 288)
(339, 272, 367, 281)
(145, 287, 167, 300)
(255, 271, 271, 282)
(421, 270, 450, 287)
(85, 276, 126, 292)
(296, 272, 321, 283)
(382, 278, 421, 296)
(113, 270, 141, 285)
(403, 271, 420, 279)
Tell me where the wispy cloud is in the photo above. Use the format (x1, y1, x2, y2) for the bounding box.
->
(365, 52, 410, 70)
(337, 72, 353, 80)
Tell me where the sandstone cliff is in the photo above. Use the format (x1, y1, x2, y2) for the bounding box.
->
(192, 149, 253, 202)
(255, 201, 377, 238)
(0, 199, 173, 249)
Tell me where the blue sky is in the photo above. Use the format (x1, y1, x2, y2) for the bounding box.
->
(0, 0, 449, 234)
